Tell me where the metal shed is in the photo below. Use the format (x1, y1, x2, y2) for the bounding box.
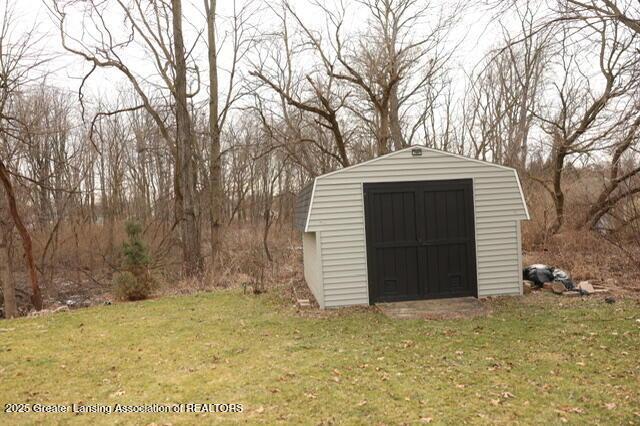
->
(294, 146, 529, 309)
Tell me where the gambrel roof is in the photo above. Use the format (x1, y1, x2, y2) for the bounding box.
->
(294, 146, 529, 232)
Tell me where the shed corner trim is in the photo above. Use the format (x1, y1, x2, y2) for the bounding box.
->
(513, 169, 530, 220)
(304, 178, 317, 232)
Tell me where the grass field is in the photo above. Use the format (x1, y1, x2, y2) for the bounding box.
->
(0, 291, 639, 425)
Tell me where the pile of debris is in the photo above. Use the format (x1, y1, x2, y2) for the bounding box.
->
(522, 264, 610, 297)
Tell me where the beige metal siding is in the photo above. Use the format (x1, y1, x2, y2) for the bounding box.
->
(302, 232, 324, 308)
(306, 147, 527, 308)
(320, 226, 368, 307)
(476, 221, 521, 297)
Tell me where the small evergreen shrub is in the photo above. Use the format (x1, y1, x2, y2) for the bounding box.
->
(112, 220, 154, 301)
(122, 221, 150, 270)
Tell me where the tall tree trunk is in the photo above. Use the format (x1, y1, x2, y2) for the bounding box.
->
(0, 159, 43, 310)
(549, 144, 567, 235)
(172, 0, 203, 276)
(0, 217, 17, 318)
(205, 0, 223, 265)
(88, 150, 96, 224)
(262, 202, 273, 263)
(99, 147, 114, 256)
(134, 128, 151, 221)
(508, 106, 530, 169)
(37, 171, 50, 226)
(389, 86, 405, 150)
(378, 106, 391, 156)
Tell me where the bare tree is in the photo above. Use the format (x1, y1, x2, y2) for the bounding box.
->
(204, 0, 255, 263)
(204, 0, 224, 265)
(250, 3, 351, 168)
(0, 3, 45, 310)
(0, 199, 17, 318)
(558, 1, 640, 34)
(54, 0, 204, 275)
(584, 107, 640, 228)
(331, 0, 460, 154)
(251, 0, 459, 170)
(463, 2, 551, 166)
(172, 0, 203, 275)
(530, 20, 638, 233)
(0, 162, 43, 310)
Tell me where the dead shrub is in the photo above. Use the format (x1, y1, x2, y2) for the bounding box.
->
(155, 223, 308, 304)
(523, 229, 640, 288)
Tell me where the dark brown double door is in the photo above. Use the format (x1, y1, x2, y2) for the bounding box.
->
(364, 179, 477, 303)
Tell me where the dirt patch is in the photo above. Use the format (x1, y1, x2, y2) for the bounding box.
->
(1, 271, 114, 317)
(377, 297, 490, 320)
(504, 288, 640, 310)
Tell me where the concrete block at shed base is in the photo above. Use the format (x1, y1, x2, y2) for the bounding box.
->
(297, 299, 311, 308)
(551, 282, 566, 294)
(577, 281, 595, 295)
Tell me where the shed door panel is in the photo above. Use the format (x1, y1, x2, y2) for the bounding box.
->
(364, 180, 477, 303)
(367, 190, 420, 300)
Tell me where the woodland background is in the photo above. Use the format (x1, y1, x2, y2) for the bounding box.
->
(1, 0, 640, 317)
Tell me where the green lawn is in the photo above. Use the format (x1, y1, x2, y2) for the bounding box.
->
(0, 291, 639, 425)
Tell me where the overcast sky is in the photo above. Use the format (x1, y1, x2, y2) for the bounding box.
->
(11, 0, 524, 108)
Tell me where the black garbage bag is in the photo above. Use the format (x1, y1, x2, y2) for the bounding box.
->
(523, 264, 554, 287)
(551, 268, 575, 290)
(523, 264, 575, 290)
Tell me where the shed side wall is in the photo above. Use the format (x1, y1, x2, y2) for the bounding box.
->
(302, 232, 324, 308)
(307, 148, 526, 308)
